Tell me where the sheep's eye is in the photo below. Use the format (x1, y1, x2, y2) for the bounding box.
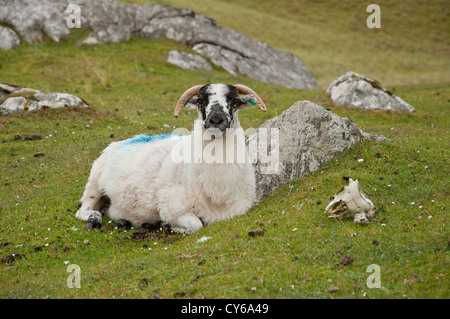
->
(231, 98, 240, 108)
(197, 99, 203, 107)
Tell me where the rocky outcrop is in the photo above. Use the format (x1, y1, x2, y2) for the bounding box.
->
(139, 13, 319, 90)
(0, 0, 318, 90)
(0, 84, 89, 115)
(167, 50, 212, 70)
(0, 0, 70, 43)
(326, 71, 415, 112)
(249, 101, 386, 201)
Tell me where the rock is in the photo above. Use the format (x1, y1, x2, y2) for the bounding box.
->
(142, 14, 319, 89)
(326, 71, 415, 112)
(328, 285, 340, 293)
(0, 0, 318, 90)
(0, 83, 40, 96)
(0, 97, 30, 115)
(34, 92, 88, 109)
(0, 83, 89, 115)
(77, 1, 137, 45)
(0, 0, 69, 43)
(167, 50, 212, 70)
(248, 101, 387, 201)
(0, 26, 20, 50)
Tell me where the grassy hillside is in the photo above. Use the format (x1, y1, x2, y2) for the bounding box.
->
(121, 0, 450, 88)
(0, 1, 449, 299)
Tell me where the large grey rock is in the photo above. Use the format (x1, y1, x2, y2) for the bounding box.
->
(0, 26, 20, 50)
(167, 50, 212, 70)
(0, 0, 318, 90)
(326, 71, 415, 112)
(76, 0, 137, 45)
(141, 15, 319, 90)
(0, 83, 88, 115)
(0, 0, 70, 43)
(248, 101, 386, 201)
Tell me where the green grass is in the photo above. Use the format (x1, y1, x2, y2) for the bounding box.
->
(121, 0, 450, 88)
(0, 1, 449, 299)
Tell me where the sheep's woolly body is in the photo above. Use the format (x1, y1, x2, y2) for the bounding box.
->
(104, 134, 254, 226)
(76, 83, 261, 234)
(77, 130, 255, 232)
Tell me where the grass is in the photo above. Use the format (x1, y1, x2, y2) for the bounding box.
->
(0, 1, 449, 299)
(121, 0, 450, 88)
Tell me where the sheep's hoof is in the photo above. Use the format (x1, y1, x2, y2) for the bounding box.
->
(86, 211, 102, 231)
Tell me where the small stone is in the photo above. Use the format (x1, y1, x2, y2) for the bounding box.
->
(328, 285, 340, 293)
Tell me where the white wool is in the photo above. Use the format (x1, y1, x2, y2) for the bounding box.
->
(76, 84, 259, 234)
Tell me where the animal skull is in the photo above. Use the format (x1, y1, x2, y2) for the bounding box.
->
(325, 178, 375, 224)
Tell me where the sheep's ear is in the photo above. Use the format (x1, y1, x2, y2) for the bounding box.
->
(236, 94, 257, 109)
(184, 96, 199, 110)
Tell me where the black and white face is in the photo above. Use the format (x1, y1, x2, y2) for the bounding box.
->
(184, 84, 256, 136)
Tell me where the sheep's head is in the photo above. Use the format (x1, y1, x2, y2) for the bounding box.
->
(174, 84, 266, 137)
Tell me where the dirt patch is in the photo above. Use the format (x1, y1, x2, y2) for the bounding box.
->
(248, 229, 265, 238)
(1, 253, 25, 263)
(176, 253, 201, 259)
(340, 255, 354, 266)
(126, 223, 182, 244)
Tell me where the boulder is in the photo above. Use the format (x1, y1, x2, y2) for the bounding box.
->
(167, 50, 212, 70)
(76, 1, 137, 45)
(0, 0, 69, 43)
(0, 0, 319, 90)
(326, 71, 415, 112)
(0, 84, 88, 115)
(0, 26, 20, 50)
(141, 14, 319, 90)
(248, 101, 386, 201)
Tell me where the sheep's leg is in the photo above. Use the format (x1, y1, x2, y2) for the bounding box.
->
(76, 206, 103, 231)
(86, 211, 102, 230)
(167, 213, 203, 234)
(76, 179, 110, 231)
(157, 185, 202, 234)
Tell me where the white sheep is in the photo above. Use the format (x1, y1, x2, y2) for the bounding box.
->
(75, 84, 266, 234)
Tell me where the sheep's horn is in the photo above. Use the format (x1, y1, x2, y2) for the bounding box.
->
(174, 85, 203, 118)
(233, 84, 266, 112)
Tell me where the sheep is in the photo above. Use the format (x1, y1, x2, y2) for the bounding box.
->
(75, 83, 266, 234)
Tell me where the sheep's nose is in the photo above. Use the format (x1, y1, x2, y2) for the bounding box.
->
(209, 114, 225, 125)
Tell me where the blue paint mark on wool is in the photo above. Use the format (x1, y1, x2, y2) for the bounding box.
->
(122, 134, 177, 146)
